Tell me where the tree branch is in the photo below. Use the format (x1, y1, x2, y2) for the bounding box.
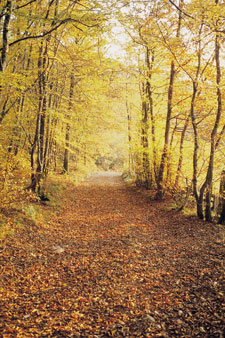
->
(168, 0, 194, 20)
(0, 18, 98, 50)
(0, 4, 8, 19)
(16, 0, 37, 10)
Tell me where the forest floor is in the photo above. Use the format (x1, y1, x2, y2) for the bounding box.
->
(0, 172, 225, 338)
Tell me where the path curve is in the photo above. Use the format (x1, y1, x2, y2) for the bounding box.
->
(85, 171, 124, 185)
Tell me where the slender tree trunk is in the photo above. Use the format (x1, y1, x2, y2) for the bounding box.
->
(43, 110, 51, 176)
(166, 118, 178, 183)
(36, 42, 48, 193)
(141, 79, 151, 189)
(156, 60, 176, 198)
(0, 0, 12, 73)
(204, 14, 222, 222)
(190, 23, 204, 219)
(191, 81, 204, 219)
(63, 73, 75, 173)
(146, 48, 157, 184)
(0, 1, 12, 124)
(30, 112, 40, 192)
(175, 113, 190, 186)
(29, 41, 48, 193)
(218, 170, 225, 224)
(150, 94, 157, 183)
(156, 1, 183, 198)
(63, 125, 70, 173)
(126, 83, 133, 176)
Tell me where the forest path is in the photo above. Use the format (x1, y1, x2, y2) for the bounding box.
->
(0, 173, 225, 337)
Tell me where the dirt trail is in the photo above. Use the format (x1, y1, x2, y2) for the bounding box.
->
(85, 171, 123, 185)
(0, 173, 224, 337)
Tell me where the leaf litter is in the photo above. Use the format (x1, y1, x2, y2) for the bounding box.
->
(0, 173, 224, 337)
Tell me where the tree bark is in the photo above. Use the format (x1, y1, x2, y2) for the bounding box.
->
(190, 23, 204, 219)
(190, 81, 203, 219)
(204, 24, 222, 222)
(218, 170, 225, 224)
(140, 81, 151, 189)
(63, 73, 75, 173)
(0, 0, 12, 73)
(29, 40, 48, 193)
(156, 0, 183, 199)
(175, 113, 190, 186)
(0, 1, 12, 124)
(156, 59, 175, 199)
(126, 83, 133, 176)
(146, 48, 157, 184)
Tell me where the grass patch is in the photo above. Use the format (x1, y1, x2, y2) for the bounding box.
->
(23, 204, 38, 222)
(122, 170, 134, 183)
(0, 171, 85, 240)
(41, 176, 68, 211)
(167, 203, 178, 209)
(14, 215, 27, 228)
(0, 217, 14, 240)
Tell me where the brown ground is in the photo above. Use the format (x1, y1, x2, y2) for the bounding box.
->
(0, 173, 225, 338)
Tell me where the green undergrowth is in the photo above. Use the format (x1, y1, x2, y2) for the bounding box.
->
(122, 170, 135, 184)
(0, 171, 82, 240)
(0, 217, 14, 240)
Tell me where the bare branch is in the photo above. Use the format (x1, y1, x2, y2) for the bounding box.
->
(0, 4, 8, 19)
(168, 0, 194, 20)
(16, 0, 37, 10)
(0, 18, 98, 50)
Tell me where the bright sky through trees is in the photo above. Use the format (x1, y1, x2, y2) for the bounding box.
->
(105, 21, 129, 59)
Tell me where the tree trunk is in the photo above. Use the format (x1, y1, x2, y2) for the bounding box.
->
(190, 23, 204, 219)
(218, 170, 225, 225)
(63, 73, 75, 173)
(190, 81, 203, 218)
(146, 48, 157, 184)
(29, 41, 48, 193)
(204, 13, 222, 222)
(140, 79, 151, 189)
(166, 118, 178, 184)
(0, 0, 12, 73)
(63, 124, 70, 173)
(126, 83, 133, 176)
(36, 42, 48, 193)
(156, 1, 183, 199)
(30, 113, 39, 192)
(156, 60, 176, 199)
(0, 1, 12, 124)
(175, 113, 190, 186)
